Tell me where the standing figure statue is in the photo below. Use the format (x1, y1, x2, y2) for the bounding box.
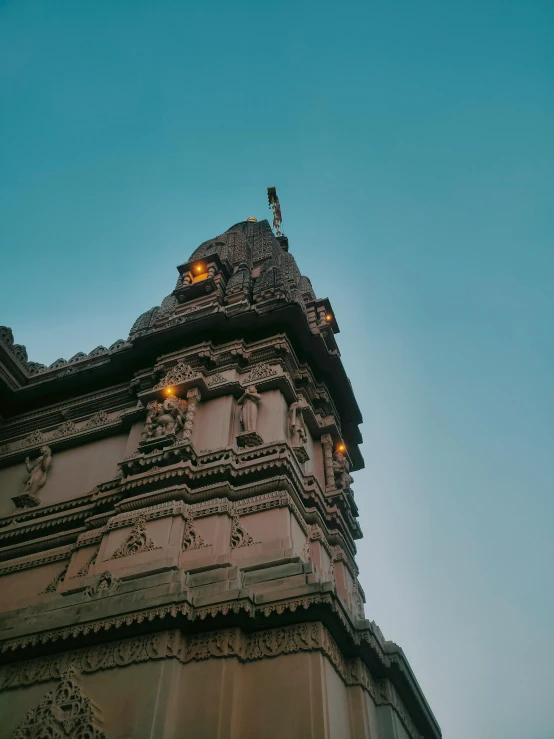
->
(13, 445, 53, 508)
(237, 385, 261, 433)
(288, 394, 308, 447)
(333, 450, 353, 491)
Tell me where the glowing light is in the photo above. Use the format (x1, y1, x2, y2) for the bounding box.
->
(337, 443, 346, 453)
(165, 388, 173, 395)
(193, 263, 205, 274)
(325, 314, 333, 322)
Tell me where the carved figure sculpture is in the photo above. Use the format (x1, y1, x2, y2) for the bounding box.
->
(12, 445, 54, 508)
(333, 450, 353, 490)
(237, 385, 261, 433)
(142, 396, 187, 440)
(288, 394, 308, 446)
(142, 400, 162, 440)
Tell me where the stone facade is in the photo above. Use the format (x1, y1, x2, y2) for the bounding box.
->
(0, 219, 441, 738)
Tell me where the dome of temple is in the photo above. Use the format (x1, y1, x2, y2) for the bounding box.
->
(128, 220, 317, 337)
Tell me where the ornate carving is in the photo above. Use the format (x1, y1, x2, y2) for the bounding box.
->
(74, 547, 99, 578)
(183, 387, 201, 441)
(236, 385, 262, 448)
(12, 666, 107, 739)
(351, 581, 365, 619)
(2, 634, 163, 691)
(108, 518, 161, 559)
(237, 385, 261, 434)
(207, 373, 227, 386)
(83, 571, 120, 599)
(84, 410, 110, 428)
(23, 430, 44, 448)
(12, 445, 53, 508)
(41, 562, 69, 594)
(182, 516, 208, 551)
(141, 396, 187, 440)
(0, 443, 10, 455)
(53, 419, 76, 437)
(299, 537, 311, 563)
(321, 433, 335, 490)
(247, 363, 277, 382)
(288, 394, 308, 446)
(230, 515, 257, 548)
(154, 360, 197, 389)
(333, 450, 353, 491)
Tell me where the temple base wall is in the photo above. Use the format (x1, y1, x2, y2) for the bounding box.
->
(0, 641, 410, 739)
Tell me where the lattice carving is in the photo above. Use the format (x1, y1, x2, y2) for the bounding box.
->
(154, 360, 197, 389)
(12, 666, 107, 739)
(247, 363, 277, 382)
(84, 411, 109, 429)
(108, 518, 160, 560)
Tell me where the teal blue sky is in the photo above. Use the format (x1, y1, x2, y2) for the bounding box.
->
(1, 2, 553, 737)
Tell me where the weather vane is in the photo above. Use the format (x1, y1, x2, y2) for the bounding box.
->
(267, 187, 283, 236)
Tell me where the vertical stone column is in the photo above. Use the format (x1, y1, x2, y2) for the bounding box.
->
(321, 433, 335, 491)
(184, 387, 201, 441)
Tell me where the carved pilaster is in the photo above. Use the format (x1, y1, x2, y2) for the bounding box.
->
(321, 433, 335, 490)
(184, 387, 201, 441)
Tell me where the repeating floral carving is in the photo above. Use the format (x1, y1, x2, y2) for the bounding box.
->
(23, 430, 43, 447)
(182, 517, 208, 551)
(154, 360, 198, 389)
(84, 411, 109, 429)
(230, 515, 256, 548)
(53, 419, 76, 438)
(108, 518, 161, 559)
(83, 571, 120, 599)
(12, 666, 107, 739)
(2, 634, 163, 691)
(247, 362, 277, 382)
(207, 373, 227, 386)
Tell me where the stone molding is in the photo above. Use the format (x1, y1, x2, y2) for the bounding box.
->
(1, 626, 423, 739)
(0, 545, 73, 576)
(0, 410, 124, 461)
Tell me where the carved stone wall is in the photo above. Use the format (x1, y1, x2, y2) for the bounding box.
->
(0, 219, 440, 739)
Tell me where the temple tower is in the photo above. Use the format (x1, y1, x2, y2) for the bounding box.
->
(0, 214, 441, 738)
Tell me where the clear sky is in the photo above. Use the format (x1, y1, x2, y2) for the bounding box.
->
(1, 2, 553, 737)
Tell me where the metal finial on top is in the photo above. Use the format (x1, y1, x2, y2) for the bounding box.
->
(267, 187, 283, 236)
